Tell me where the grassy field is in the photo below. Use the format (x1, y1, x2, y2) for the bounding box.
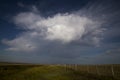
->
(0, 63, 120, 80)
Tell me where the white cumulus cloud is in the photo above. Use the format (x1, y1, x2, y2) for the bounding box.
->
(2, 6, 105, 51)
(13, 12, 104, 43)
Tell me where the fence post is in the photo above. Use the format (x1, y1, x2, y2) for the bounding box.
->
(87, 65, 89, 73)
(64, 64, 67, 72)
(96, 65, 100, 76)
(75, 64, 78, 70)
(111, 65, 114, 77)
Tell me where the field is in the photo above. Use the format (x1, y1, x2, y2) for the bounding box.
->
(0, 63, 120, 80)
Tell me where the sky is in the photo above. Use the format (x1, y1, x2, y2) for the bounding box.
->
(0, 0, 120, 64)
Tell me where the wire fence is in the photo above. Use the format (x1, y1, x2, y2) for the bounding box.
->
(63, 64, 120, 78)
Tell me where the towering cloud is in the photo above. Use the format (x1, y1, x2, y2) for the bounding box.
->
(2, 5, 106, 52)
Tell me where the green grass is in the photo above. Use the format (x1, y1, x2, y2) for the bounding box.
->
(0, 64, 120, 80)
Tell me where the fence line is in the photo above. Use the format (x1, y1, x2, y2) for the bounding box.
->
(63, 64, 120, 77)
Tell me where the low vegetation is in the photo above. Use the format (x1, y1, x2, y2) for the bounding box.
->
(0, 63, 120, 80)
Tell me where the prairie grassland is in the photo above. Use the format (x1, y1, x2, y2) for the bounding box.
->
(0, 64, 120, 80)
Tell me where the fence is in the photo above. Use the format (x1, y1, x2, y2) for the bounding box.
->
(63, 64, 120, 78)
